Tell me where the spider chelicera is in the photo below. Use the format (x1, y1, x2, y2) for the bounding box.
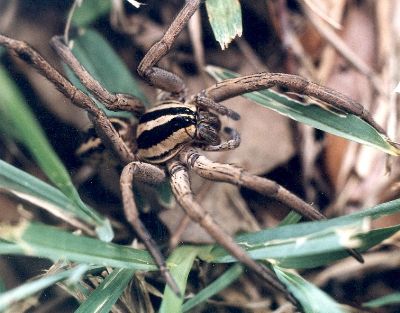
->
(1, 0, 378, 303)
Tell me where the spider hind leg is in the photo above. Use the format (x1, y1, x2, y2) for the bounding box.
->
(180, 147, 364, 263)
(120, 161, 181, 296)
(167, 160, 295, 302)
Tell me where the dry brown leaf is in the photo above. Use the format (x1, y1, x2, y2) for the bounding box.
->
(323, 6, 375, 191)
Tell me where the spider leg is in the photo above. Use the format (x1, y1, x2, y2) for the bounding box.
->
(50, 36, 145, 116)
(180, 147, 364, 263)
(0, 34, 135, 164)
(194, 92, 240, 120)
(167, 160, 296, 303)
(137, 0, 201, 97)
(200, 72, 386, 134)
(203, 127, 241, 151)
(120, 162, 181, 296)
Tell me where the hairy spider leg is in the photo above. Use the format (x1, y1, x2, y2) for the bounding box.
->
(137, 0, 202, 99)
(180, 147, 364, 263)
(51, 36, 145, 116)
(120, 162, 181, 296)
(167, 160, 297, 304)
(200, 73, 387, 136)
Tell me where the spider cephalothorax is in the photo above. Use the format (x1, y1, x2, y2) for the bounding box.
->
(136, 100, 231, 164)
(136, 101, 198, 163)
(0, 0, 378, 305)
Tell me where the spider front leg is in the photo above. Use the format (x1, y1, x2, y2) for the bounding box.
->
(137, 0, 201, 98)
(200, 72, 386, 135)
(179, 147, 364, 263)
(50, 36, 145, 116)
(166, 160, 297, 303)
(120, 162, 181, 296)
(0, 34, 135, 164)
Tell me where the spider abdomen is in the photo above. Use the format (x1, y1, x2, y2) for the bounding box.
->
(136, 101, 197, 164)
(77, 117, 135, 166)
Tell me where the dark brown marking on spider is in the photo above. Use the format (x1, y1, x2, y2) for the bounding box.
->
(17, 50, 35, 65)
(137, 117, 196, 149)
(138, 106, 196, 123)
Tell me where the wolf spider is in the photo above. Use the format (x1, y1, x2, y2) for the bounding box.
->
(0, 0, 379, 303)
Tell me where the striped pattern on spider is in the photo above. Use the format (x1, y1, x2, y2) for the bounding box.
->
(1, 0, 378, 305)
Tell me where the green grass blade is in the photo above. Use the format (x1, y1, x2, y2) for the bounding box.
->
(182, 264, 243, 312)
(279, 211, 302, 226)
(206, 0, 242, 49)
(206, 66, 400, 156)
(200, 219, 368, 267)
(0, 64, 72, 192)
(200, 198, 400, 267)
(75, 268, 135, 313)
(363, 292, 400, 308)
(275, 267, 347, 313)
(0, 265, 89, 312)
(256, 226, 399, 269)
(0, 160, 103, 231)
(0, 221, 157, 271)
(159, 246, 203, 313)
(0, 64, 112, 241)
(0, 240, 24, 255)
